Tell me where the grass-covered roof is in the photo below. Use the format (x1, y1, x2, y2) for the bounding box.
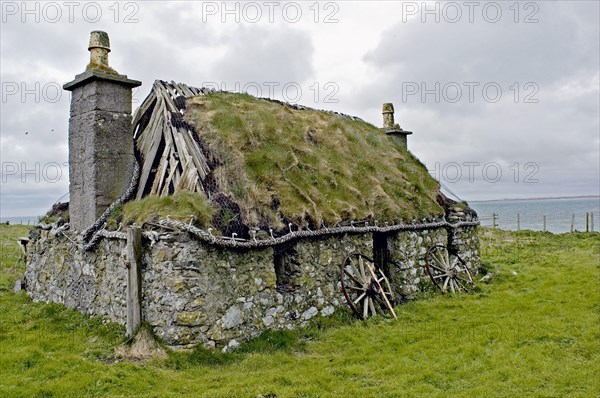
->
(126, 82, 443, 236)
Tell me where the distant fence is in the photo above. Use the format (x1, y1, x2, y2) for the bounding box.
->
(0, 218, 38, 226)
(4, 214, 597, 233)
(479, 212, 596, 233)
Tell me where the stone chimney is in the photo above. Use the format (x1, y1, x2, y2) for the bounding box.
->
(382, 103, 412, 150)
(63, 31, 141, 231)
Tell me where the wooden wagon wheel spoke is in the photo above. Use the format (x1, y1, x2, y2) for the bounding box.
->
(454, 280, 468, 292)
(451, 257, 474, 290)
(345, 257, 360, 279)
(432, 248, 447, 267)
(369, 297, 377, 317)
(358, 256, 368, 282)
(462, 267, 474, 280)
(455, 273, 473, 284)
(432, 249, 444, 265)
(425, 244, 475, 294)
(449, 279, 456, 293)
(429, 263, 447, 274)
(340, 253, 396, 320)
(343, 267, 365, 288)
(353, 292, 367, 305)
(455, 275, 473, 292)
(442, 276, 450, 291)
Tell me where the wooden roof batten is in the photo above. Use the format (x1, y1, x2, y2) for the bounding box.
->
(133, 80, 213, 199)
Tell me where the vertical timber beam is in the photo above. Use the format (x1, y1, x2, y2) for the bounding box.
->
(126, 226, 142, 338)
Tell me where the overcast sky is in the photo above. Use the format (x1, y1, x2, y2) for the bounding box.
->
(1, 0, 598, 217)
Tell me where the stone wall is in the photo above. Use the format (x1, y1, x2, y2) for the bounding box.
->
(25, 224, 478, 350)
(385, 229, 449, 300)
(25, 229, 128, 322)
(447, 212, 480, 271)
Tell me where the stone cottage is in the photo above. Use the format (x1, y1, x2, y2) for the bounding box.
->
(25, 32, 479, 350)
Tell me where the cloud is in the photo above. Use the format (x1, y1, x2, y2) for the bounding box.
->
(208, 25, 314, 87)
(353, 1, 599, 200)
(0, 1, 598, 215)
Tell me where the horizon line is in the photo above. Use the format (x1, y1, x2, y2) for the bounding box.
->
(470, 194, 600, 203)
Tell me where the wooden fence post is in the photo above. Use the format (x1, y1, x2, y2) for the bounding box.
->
(570, 214, 575, 233)
(517, 213, 520, 231)
(586, 213, 589, 232)
(592, 213, 594, 232)
(126, 226, 143, 338)
(492, 213, 497, 230)
(543, 215, 546, 232)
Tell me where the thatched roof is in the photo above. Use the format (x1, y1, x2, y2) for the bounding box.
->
(131, 80, 443, 236)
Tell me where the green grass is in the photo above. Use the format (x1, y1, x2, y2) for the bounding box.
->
(1, 225, 598, 397)
(124, 92, 445, 235)
(183, 93, 443, 232)
(0, 224, 29, 292)
(120, 190, 214, 226)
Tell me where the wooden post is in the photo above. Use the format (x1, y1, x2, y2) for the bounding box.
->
(517, 213, 520, 231)
(592, 213, 594, 232)
(584, 212, 588, 232)
(586, 213, 589, 232)
(126, 226, 143, 338)
(543, 215, 546, 232)
(492, 213, 497, 230)
(570, 214, 575, 233)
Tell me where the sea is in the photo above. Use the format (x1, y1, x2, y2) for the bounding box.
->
(470, 196, 600, 233)
(2, 196, 599, 234)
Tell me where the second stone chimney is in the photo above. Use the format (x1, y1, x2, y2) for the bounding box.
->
(63, 31, 141, 232)
(382, 103, 412, 150)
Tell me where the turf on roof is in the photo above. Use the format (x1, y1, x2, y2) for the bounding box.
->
(124, 89, 444, 236)
(156, 92, 443, 234)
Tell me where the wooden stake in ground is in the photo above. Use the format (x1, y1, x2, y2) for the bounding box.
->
(543, 215, 547, 232)
(126, 227, 143, 338)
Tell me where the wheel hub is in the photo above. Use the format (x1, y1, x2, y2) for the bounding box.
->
(367, 280, 381, 296)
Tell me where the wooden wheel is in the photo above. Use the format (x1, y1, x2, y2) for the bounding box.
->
(340, 253, 397, 320)
(425, 244, 473, 294)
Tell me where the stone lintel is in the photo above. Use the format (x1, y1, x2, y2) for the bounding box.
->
(63, 69, 141, 91)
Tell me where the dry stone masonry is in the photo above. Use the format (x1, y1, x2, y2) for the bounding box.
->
(25, 214, 478, 350)
(24, 31, 480, 350)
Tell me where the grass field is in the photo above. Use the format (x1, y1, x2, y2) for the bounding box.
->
(0, 225, 598, 397)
